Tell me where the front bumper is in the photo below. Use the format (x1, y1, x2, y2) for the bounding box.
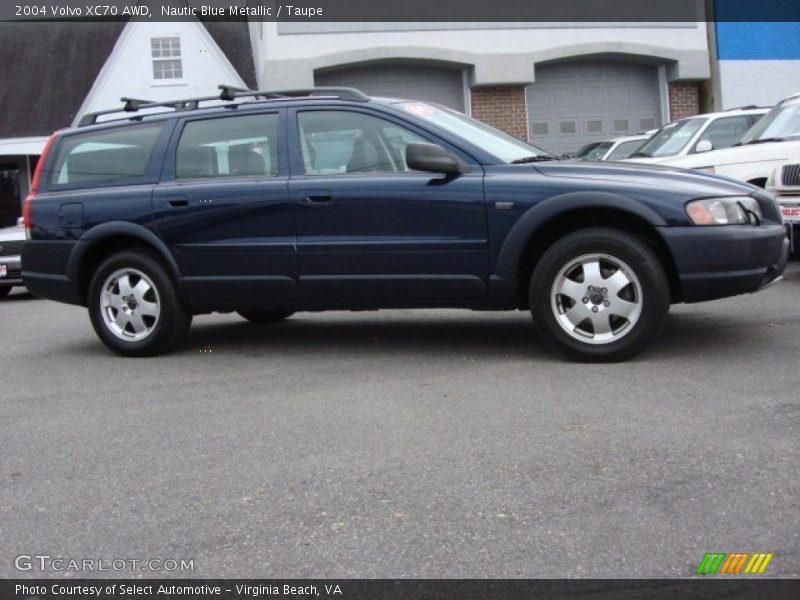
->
(773, 193, 800, 254)
(659, 223, 789, 303)
(0, 254, 22, 286)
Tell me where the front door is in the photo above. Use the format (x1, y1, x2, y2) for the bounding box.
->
(287, 107, 488, 304)
(152, 110, 297, 307)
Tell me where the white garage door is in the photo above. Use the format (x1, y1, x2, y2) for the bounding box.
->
(527, 60, 663, 155)
(315, 64, 466, 112)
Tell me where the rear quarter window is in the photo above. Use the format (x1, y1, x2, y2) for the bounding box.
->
(49, 123, 163, 187)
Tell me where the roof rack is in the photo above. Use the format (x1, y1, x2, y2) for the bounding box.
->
(724, 104, 769, 111)
(77, 85, 370, 127)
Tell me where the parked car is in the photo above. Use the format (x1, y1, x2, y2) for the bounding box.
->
(21, 86, 789, 361)
(653, 92, 800, 189)
(767, 160, 800, 258)
(625, 107, 768, 164)
(575, 134, 652, 161)
(0, 219, 25, 298)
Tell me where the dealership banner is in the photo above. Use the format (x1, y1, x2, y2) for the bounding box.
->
(4, 579, 800, 599)
(3, 0, 800, 22)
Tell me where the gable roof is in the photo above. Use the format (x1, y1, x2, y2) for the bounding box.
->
(0, 19, 256, 139)
(203, 21, 257, 90)
(0, 22, 126, 137)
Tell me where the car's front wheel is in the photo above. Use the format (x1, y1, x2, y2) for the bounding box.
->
(88, 251, 192, 357)
(529, 228, 669, 362)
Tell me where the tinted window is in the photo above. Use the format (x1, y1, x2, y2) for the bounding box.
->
(297, 111, 428, 175)
(176, 113, 279, 179)
(51, 123, 162, 186)
(694, 115, 752, 151)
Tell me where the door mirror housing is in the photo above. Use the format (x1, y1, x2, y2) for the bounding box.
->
(695, 139, 714, 153)
(405, 143, 466, 175)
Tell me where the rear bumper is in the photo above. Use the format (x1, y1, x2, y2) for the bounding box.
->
(660, 223, 789, 303)
(0, 255, 23, 285)
(21, 240, 84, 305)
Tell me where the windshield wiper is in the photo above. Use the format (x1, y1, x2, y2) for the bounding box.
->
(628, 151, 652, 158)
(743, 137, 786, 145)
(510, 155, 557, 164)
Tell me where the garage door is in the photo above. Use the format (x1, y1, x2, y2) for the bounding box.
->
(315, 64, 466, 112)
(527, 60, 663, 155)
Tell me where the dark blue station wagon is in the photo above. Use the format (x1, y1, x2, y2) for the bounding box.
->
(22, 87, 789, 360)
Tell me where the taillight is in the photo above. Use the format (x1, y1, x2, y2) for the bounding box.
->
(24, 132, 57, 239)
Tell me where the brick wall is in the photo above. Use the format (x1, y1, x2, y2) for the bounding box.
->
(668, 82, 701, 121)
(470, 86, 528, 140)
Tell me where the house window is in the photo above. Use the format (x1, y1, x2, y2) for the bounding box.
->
(151, 37, 182, 80)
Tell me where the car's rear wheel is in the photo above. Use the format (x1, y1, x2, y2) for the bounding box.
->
(237, 310, 294, 323)
(88, 251, 192, 357)
(530, 228, 669, 362)
(0, 285, 11, 299)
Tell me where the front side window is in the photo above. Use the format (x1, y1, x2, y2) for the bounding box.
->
(694, 115, 751, 151)
(631, 117, 707, 158)
(152, 37, 182, 80)
(176, 113, 280, 179)
(297, 111, 429, 175)
(51, 123, 163, 186)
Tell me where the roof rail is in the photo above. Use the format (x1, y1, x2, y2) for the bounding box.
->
(77, 85, 370, 127)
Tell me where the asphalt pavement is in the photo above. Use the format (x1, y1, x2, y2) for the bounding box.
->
(2, 263, 799, 578)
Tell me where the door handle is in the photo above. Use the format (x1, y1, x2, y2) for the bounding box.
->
(304, 193, 332, 204)
(166, 196, 189, 207)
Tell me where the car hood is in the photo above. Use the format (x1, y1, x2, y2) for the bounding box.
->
(533, 160, 756, 197)
(652, 140, 800, 169)
(0, 224, 24, 242)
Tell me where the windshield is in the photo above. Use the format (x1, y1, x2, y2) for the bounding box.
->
(632, 117, 707, 158)
(739, 96, 800, 144)
(391, 101, 553, 163)
(606, 139, 646, 160)
(574, 142, 603, 158)
(581, 142, 614, 160)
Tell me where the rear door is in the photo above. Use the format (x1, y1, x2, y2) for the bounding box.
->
(152, 110, 297, 307)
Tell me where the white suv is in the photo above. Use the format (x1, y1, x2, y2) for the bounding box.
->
(654, 92, 800, 188)
(625, 107, 768, 164)
(768, 161, 800, 257)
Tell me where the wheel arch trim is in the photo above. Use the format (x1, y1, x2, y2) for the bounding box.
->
(490, 192, 669, 300)
(68, 222, 183, 301)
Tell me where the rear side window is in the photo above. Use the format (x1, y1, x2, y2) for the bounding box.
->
(176, 113, 280, 179)
(51, 123, 163, 186)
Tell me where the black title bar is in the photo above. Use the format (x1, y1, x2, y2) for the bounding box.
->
(3, 0, 800, 22)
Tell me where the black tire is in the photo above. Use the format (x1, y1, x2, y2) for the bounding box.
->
(529, 228, 669, 362)
(0, 285, 11, 299)
(237, 310, 294, 323)
(88, 250, 192, 357)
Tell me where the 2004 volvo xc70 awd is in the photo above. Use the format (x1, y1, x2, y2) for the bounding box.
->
(22, 87, 789, 361)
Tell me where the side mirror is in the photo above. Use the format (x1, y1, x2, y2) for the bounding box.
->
(695, 139, 714, 153)
(406, 143, 465, 175)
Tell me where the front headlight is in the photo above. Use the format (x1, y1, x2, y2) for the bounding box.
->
(686, 196, 762, 225)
